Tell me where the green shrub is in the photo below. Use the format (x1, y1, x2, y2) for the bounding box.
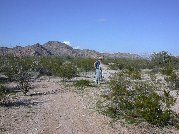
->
(151, 51, 172, 67)
(74, 79, 90, 90)
(133, 84, 176, 126)
(1, 55, 33, 81)
(106, 58, 149, 70)
(165, 72, 179, 90)
(39, 56, 63, 75)
(56, 63, 78, 81)
(108, 63, 124, 70)
(98, 72, 179, 128)
(73, 58, 95, 73)
(16, 71, 32, 95)
(124, 66, 141, 80)
(0, 55, 33, 95)
(2, 56, 19, 81)
(161, 65, 174, 76)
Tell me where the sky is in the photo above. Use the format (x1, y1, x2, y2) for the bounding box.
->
(0, 0, 179, 55)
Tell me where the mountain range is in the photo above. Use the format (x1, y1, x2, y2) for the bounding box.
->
(0, 41, 142, 59)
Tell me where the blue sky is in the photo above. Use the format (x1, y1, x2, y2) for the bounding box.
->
(0, 0, 179, 55)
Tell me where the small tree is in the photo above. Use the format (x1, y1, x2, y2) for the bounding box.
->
(14, 56, 33, 95)
(16, 71, 32, 95)
(1, 55, 33, 95)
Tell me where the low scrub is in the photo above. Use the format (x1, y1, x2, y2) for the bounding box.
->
(106, 58, 149, 70)
(74, 79, 90, 90)
(98, 72, 179, 128)
(124, 66, 142, 80)
(161, 65, 174, 76)
(165, 72, 179, 90)
(39, 56, 63, 75)
(74, 58, 95, 73)
(57, 63, 78, 81)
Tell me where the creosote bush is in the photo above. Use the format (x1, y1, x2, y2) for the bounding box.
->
(39, 56, 63, 76)
(105, 58, 150, 70)
(124, 66, 142, 80)
(58, 63, 78, 81)
(38, 56, 94, 79)
(1, 55, 34, 95)
(98, 72, 179, 128)
(164, 72, 179, 90)
(74, 79, 90, 90)
(74, 58, 95, 73)
(161, 65, 174, 76)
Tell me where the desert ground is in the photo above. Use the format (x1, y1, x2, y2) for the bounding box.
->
(1, 64, 179, 134)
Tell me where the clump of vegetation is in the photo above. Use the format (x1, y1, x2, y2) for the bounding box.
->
(0, 84, 8, 103)
(161, 65, 174, 76)
(150, 51, 172, 67)
(15, 57, 33, 95)
(164, 72, 179, 90)
(98, 72, 179, 128)
(74, 79, 91, 90)
(105, 58, 150, 70)
(151, 51, 179, 71)
(39, 57, 94, 80)
(1, 55, 19, 81)
(39, 56, 63, 76)
(0, 127, 7, 132)
(1, 55, 34, 95)
(53, 62, 78, 82)
(16, 71, 32, 95)
(124, 66, 142, 80)
(74, 58, 95, 73)
(150, 51, 179, 91)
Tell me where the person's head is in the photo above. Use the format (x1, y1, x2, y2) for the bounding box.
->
(98, 56, 104, 61)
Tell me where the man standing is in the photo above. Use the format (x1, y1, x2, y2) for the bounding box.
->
(94, 56, 103, 85)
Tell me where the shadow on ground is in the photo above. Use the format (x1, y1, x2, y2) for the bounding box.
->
(29, 88, 66, 97)
(0, 98, 44, 107)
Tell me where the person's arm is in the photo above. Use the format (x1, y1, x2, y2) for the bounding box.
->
(94, 61, 96, 68)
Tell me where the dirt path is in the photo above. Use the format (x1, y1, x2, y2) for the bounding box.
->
(1, 65, 179, 134)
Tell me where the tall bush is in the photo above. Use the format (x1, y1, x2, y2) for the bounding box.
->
(1, 55, 33, 95)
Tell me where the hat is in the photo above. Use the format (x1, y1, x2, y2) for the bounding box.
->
(98, 56, 104, 60)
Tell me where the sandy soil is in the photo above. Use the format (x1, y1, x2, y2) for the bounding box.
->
(1, 64, 179, 134)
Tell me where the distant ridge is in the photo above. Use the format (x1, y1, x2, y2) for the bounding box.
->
(0, 41, 143, 59)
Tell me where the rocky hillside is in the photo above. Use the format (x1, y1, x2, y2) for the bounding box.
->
(102, 52, 141, 59)
(0, 41, 142, 59)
